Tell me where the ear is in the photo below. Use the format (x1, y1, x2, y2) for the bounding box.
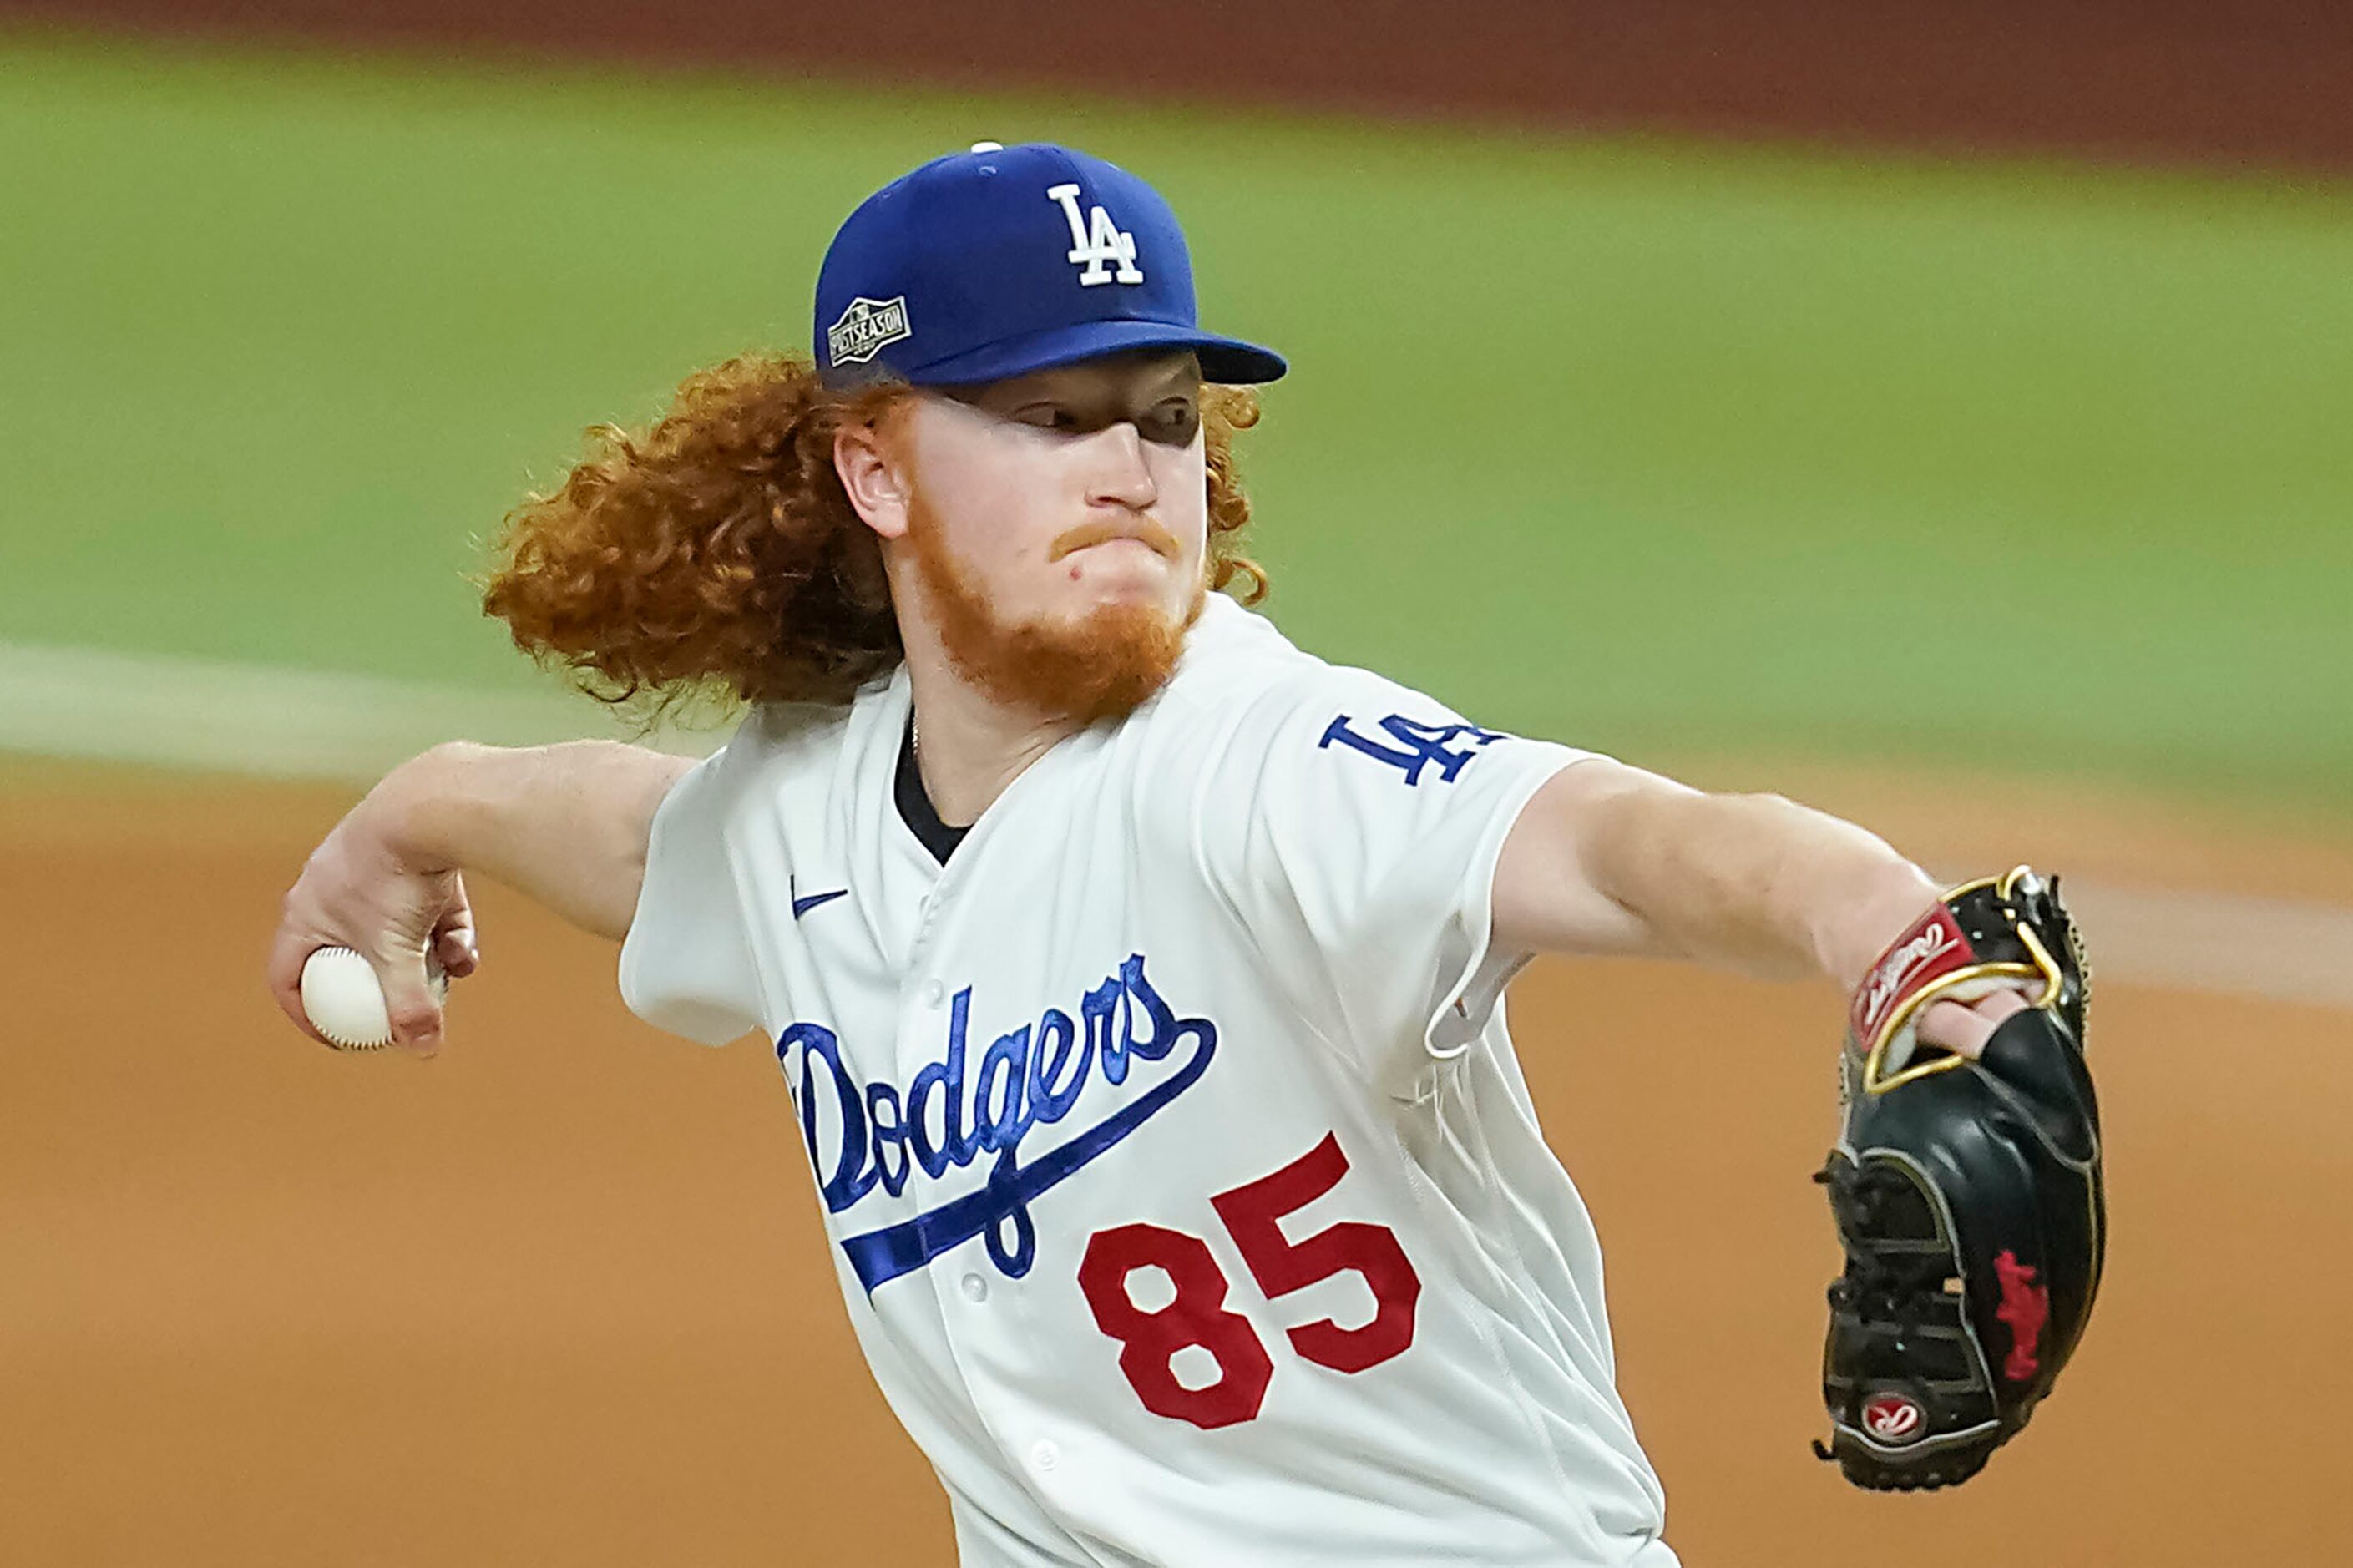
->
(833, 414, 913, 541)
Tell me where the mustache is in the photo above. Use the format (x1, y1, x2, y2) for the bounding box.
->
(1048, 518, 1180, 562)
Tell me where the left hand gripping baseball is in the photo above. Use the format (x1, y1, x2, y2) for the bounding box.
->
(269, 779, 481, 1055)
(298, 945, 450, 1050)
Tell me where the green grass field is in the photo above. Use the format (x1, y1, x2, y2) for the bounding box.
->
(4, 32, 2347, 809)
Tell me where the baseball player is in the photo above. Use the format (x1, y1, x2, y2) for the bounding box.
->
(271, 143, 2044, 1564)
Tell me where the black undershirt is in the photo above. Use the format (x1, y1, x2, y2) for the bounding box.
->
(894, 712, 971, 865)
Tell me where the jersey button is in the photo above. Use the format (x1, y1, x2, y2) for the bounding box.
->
(960, 1272, 989, 1303)
(920, 979, 945, 1006)
(1030, 1439, 1060, 1474)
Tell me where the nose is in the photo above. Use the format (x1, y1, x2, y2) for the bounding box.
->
(1082, 421, 1158, 512)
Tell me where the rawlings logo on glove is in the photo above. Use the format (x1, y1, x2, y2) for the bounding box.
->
(1850, 909, 1966, 1044)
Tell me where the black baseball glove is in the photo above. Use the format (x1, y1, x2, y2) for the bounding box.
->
(1813, 867, 2104, 1490)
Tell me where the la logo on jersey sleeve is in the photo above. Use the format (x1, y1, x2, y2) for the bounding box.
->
(1318, 711, 1507, 787)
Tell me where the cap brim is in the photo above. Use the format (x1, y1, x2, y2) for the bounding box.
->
(902, 319, 1287, 387)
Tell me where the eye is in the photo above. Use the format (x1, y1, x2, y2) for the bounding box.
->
(1143, 398, 1200, 446)
(1012, 403, 1084, 432)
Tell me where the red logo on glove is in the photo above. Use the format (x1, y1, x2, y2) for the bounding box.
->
(1860, 1390, 1925, 1444)
(1994, 1250, 2050, 1381)
(1850, 905, 1972, 1045)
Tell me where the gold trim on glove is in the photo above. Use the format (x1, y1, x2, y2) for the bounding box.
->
(1860, 866, 2065, 1097)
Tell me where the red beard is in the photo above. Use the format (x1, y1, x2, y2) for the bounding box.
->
(903, 497, 1205, 725)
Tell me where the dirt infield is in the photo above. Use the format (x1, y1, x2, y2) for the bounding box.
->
(6, 755, 2349, 1563)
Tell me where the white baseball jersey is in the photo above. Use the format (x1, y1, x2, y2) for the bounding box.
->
(620, 594, 1677, 1566)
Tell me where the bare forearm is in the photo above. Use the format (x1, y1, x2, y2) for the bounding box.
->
(1496, 761, 1938, 986)
(1584, 784, 1936, 985)
(370, 740, 695, 941)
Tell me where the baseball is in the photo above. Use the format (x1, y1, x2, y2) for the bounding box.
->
(299, 945, 447, 1051)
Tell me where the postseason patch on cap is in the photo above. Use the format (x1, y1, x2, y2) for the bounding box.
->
(827, 295, 913, 368)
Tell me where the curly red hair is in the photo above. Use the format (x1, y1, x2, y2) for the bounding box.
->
(479, 352, 1264, 726)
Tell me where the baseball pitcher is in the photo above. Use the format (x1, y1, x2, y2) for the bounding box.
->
(271, 143, 2103, 1563)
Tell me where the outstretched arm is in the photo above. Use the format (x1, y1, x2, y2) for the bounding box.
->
(268, 740, 695, 1054)
(1491, 759, 2023, 1054)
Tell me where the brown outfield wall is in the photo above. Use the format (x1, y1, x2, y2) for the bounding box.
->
(10, 0, 2353, 175)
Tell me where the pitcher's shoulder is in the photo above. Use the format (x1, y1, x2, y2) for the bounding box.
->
(1163, 599, 1461, 735)
(735, 695, 860, 756)
(1160, 596, 1328, 716)
(709, 673, 903, 796)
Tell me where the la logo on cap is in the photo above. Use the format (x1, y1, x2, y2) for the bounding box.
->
(1046, 184, 1144, 287)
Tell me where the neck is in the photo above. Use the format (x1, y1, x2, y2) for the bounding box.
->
(902, 649, 1080, 828)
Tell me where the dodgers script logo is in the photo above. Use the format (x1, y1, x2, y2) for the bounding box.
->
(778, 953, 1216, 1294)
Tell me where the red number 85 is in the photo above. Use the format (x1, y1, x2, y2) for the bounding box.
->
(1076, 1132, 1421, 1429)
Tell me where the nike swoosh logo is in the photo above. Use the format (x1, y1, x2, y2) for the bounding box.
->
(790, 879, 849, 920)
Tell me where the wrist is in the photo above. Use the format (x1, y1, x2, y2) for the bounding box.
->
(363, 741, 488, 873)
(1815, 861, 1942, 993)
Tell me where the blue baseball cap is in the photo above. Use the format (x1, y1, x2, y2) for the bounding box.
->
(813, 142, 1287, 389)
